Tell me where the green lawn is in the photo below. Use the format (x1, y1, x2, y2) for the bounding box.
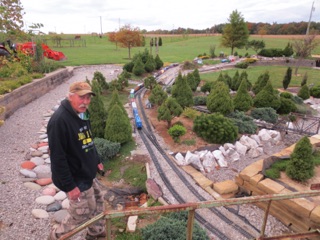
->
(44, 34, 320, 66)
(200, 65, 320, 88)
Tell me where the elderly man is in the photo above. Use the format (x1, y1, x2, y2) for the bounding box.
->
(47, 81, 106, 240)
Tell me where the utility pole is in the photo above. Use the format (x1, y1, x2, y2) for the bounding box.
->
(100, 16, 103, 37)
(306, 1, 315, 35)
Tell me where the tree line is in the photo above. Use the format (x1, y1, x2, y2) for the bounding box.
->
(145, 21, 320, 35)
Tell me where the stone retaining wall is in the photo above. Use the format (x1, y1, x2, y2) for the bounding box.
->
(235, 135, 320, 232)
(0, 67, 73, 120)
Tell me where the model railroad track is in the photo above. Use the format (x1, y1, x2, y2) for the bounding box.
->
(134, 90, 259, 239)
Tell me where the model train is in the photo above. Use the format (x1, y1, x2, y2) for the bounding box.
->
(130, 89, 142, 130)
(129, 63, 179, 130)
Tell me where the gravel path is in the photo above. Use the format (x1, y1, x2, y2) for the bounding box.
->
(0, 65, 121, 240)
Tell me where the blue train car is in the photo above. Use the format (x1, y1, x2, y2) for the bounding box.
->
(132, 102, 142, 130)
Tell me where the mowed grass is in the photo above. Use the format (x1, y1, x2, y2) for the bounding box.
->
(46, 34, 320, 66)
(200, 65, 320, 88)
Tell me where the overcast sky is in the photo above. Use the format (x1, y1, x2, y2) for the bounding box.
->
(21, 0, 320, 34)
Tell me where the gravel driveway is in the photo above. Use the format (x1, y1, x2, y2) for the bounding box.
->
(0, 65, 121, 240)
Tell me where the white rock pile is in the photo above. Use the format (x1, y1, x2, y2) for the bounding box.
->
(19, 107, 70, 223)
(174, 129, 282, 173)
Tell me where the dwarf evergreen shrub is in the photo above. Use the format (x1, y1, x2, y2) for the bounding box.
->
(94, 138, 121, 163)
(286, 136, 314, 182)
(251, 107, 278, 124)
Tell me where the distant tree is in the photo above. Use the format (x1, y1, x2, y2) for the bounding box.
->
(207, 81, 234, 115)
(209, 45, 217, 58)
(221, 10, 249, 55)
(253, 80, 281, 110)
(292, 34, 319, 75)
(89, 80, 108, 138)
(233, 78, 253, 112)
(113, 24, 142, 59)
(282, 67, 292, 90)
(154, 54, 164, 70)
(144, 76, 157, 90)
(252, 71, 270, 95)
(171, 72, 194, 108)
(148, 84, 168, 106)
(157, 97, 183, 128)
(247, 40, 265, 54)
(108, 31, 118, 49)
(104, 104, 132, 144)
(301, 72, 308, 86)
(286, 136, 314, 182)
(0, 0, 24, 37)
(283, 42, 294, 57)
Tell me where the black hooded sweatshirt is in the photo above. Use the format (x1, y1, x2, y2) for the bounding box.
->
(47, 98, 101, 192)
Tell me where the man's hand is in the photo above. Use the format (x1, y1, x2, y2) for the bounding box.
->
(67, 187, 80, 201)
(97, 163, 105, 176)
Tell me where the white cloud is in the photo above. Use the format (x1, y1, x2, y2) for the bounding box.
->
(20, 0, 319, 34)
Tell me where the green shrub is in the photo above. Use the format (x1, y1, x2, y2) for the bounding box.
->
(141, 211, 209, 240)
(182, 107, 199, 120)
(265, 168, 280, 179)
(193, 96, 207, 105)
(292, 95, 304, 104)
(253, 81, 281, 110)
(272, 159, 289, 171)
(235, 62, 249, 69)
(251, 107, 278, 124)
(297, 85, 310, 100)
(310, 85, 320, 98)
(286, 136, 314, 182)
(280, 92, 293, 99)
(193, 113, 238, 144)
(228, 111, 257, 134)
(168, 125, 186, 143)
(258, 48, 284, 57)
(277, 97, 297, 114)
(94, 138, 121, 163)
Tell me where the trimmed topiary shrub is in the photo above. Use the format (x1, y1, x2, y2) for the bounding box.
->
(280, 91, 293, 99)
(168, 125, 186, 143)
(193, 113, 238, 144)
(251, 107, 278, 124)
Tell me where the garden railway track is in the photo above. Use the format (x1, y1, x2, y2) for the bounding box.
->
(134, 85, 261, 239)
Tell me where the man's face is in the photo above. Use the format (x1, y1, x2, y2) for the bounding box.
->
(69, 93, 92, 113)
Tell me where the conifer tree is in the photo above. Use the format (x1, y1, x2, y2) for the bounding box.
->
(171, 72, 193, 108)
(286, 136, 314, 182)
(192, 68, 201, 89)
(132, 56, 145, 76)
(186, 72, 197, 91)
(157, 97, 183, 128)
(144, 76, 157, 90)
(233, 78, 253, 112)
(231, 70, 240, 91)
(253, 80, 281, 110)
(301, 72, 308, 86)
(154, 54, 164, 70)
(108, 90, 126, 114)
(252, 71, 270, 95)
(104, 104, 132, 144)
(297, 84, 310, 100)
(149, 84, 168, 106)
(206, 81, 234, 115)
(144, 54, 156, 73)
(89, 80, 108, 138)
(239, 71, 252, 91)
(282, 67, 292, 90)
